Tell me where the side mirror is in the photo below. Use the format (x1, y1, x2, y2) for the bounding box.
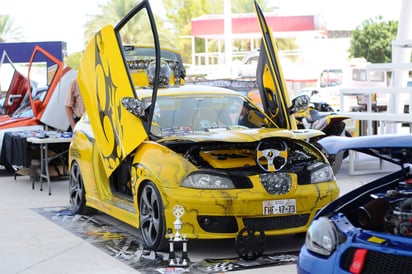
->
(311, 90, 319, 97)
(122, 97, 147, 118)
(289, 95, 310, 114)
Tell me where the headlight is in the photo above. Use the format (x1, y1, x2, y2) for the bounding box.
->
(181, 172, 235, 189)
(305, 217, 338, 256)
(309, 162, 335, 183)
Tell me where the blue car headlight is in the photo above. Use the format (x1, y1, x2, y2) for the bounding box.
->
(309, 162, 335, 183)
(181, 172, 235, 189)
(305, 217, 338, 256)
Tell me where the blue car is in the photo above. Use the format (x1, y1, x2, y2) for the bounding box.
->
(298, 134, 412, 274)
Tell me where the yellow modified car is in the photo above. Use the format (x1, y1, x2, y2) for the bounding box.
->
(68, 0, 339, 252)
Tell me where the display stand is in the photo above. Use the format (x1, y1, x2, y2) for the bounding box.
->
(26, 136, 71, 195)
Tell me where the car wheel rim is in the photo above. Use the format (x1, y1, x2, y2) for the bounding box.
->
(69, 162, 83, 212)
(140, 184, 162, 248)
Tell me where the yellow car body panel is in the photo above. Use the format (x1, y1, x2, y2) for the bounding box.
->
(161, 182, 338, 239)
(254, 2, 296, 130)
(78, 25, 147, 178)
(128, 141, 338, 238)
(71, 112, 339, 237)
(69, 0, 339, 251)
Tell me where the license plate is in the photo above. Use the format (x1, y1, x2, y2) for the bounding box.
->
(263, 199, 296, 215)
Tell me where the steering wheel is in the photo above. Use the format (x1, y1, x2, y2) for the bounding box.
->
(256, 140, 288, 172)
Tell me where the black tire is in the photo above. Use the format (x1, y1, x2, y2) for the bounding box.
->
(139, 182, 167, 251)
(69, 161, 95, 215)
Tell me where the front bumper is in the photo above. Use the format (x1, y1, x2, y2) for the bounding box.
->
(162, 181, 338, 239)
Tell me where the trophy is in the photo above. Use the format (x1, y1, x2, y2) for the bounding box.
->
(168, 205, 189, 267)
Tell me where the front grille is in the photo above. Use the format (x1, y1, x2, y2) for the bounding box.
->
(197, 216, 238, 233)
(243, 214, 309, 230)
(341, 247, 412, 274)
(231, 175, 253, 188)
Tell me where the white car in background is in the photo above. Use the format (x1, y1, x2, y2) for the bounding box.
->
(238, 49, 260, 78)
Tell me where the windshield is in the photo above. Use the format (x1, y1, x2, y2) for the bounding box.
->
(320, 69, 343, 87)
(11, 86, 47, 118)
(124, 46, 180, 62)
(147, 94, 268, 137)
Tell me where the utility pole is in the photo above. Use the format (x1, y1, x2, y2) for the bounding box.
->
(224, 0, 232, 77)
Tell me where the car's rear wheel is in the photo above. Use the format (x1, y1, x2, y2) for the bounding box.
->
(139, 182, 167, 251)
(69, 161, 95, 215)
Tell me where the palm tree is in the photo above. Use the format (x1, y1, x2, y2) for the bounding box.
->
(0, 15, 24, 42)
(81, 0, 293, 64)
(83, 0, 171, 48)
(163, 0, 283, 63)
(232, 0, 277, 13)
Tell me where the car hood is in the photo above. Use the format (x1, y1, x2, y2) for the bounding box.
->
(318, 134, 412, 166)
(158, 128, 318, 144)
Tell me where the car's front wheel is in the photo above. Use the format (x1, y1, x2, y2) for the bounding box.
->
(139, 182, 167, 251)
(69, 161, 94, 215)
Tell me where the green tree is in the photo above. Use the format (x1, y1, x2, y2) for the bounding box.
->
(0, 15, 23, 42)
(71, 0, 174, 69)
(83, 0, 138, 45)
(83, 0, 171, 48)
(231, 0, 295, 57)
(232, 0, 276, 13)
(79, 0, 295, 66)
(65, 52, 82, 70)
(163, 0, 290, 64)
(349, 16, 398, 63)
(162, 0, 211, 63)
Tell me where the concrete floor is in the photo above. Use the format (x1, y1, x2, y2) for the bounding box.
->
(0, 153, 397, 274)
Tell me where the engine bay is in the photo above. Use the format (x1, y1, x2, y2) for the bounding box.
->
(345, 175, 412, 237)
(166, 138, 322, 172)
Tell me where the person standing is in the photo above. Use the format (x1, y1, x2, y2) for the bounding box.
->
(65, 78, 85, 131)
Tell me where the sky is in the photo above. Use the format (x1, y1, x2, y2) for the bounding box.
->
(1, 0, 404, 55)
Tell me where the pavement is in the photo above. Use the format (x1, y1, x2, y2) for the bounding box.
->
(0, 153, 399, 274)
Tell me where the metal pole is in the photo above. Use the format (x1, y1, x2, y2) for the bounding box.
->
(389, 0, 412, 133)
(224, 0, 232, 77)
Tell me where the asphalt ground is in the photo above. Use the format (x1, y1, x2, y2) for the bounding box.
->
(0, 153, 398, 274)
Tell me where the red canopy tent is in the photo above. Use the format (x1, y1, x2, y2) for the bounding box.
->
(191, 13, 327, 39)
(187, 13, 326, 86)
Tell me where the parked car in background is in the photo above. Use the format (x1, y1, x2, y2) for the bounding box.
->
(0, 46, 76, 172)
(298, 134, 412, 274)
(68, 0, 339, 254)
(0, 51, 28, 116)
(237, 49, 260, 78)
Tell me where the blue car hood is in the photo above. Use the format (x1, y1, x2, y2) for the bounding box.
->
(318, 134, 412, 166)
